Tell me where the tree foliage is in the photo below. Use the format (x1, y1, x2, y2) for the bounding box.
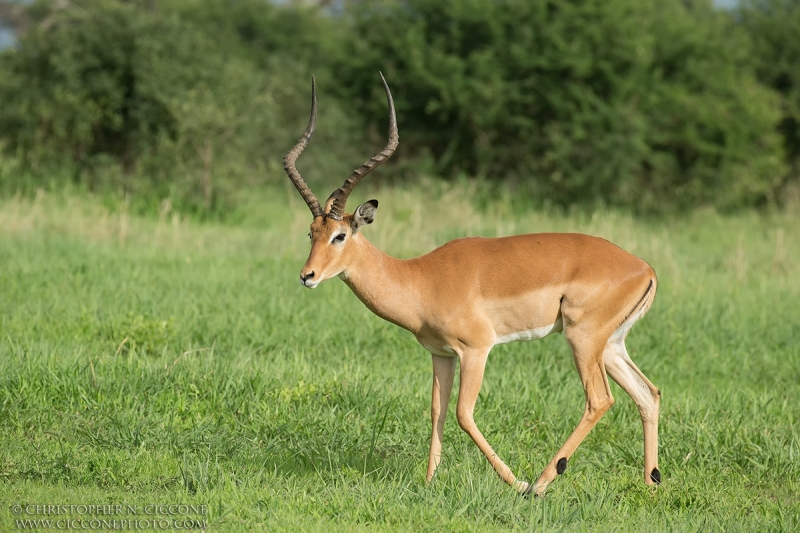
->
(0, 0, 796, 213)
(337, 0, 786, 210)
(0, 0, 364, 214)
(740, 0, 800, 185)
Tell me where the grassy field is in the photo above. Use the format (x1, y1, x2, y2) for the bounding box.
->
(1, 185, 799, 531)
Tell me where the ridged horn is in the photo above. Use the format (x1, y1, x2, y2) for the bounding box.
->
(283, 76, 323, 218)
(327, 72, 398, 220)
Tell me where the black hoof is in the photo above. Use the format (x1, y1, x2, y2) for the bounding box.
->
(556, 457, 567, 475)
(650, 467, 661, 484)
(521, 485, 534, 499)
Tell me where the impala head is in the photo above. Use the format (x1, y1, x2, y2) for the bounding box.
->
(283, 73, 398, 289)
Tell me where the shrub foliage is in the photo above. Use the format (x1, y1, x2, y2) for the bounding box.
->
(741, 0, 800, 185)
(0, 0, 797, 213)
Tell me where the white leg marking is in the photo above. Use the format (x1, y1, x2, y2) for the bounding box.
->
(603, 324, 661, 483)
(603, 340, 655, 419)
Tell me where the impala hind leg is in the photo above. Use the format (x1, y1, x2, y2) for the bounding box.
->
(603, 339, 661, 485)
(530, 334, 614, 497)
(427, 354, 457, 482)
(456, 347, 529, 493)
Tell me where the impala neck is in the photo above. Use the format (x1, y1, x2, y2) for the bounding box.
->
(339, 235, 422, 333)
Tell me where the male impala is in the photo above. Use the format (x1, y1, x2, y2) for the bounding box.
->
(284, 74, 661, 497)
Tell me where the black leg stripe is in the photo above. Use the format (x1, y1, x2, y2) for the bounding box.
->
(650, 467, 661, 484)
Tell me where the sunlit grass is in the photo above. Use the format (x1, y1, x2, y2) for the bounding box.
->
(1, 187, 799, 531)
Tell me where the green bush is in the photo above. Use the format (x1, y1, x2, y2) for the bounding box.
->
(0, 0, 367, 216)
(335, 0, 786, 210)
(0, 2, 215, 174)
(0, 0, 795, 213)
(740, 0, 800, 192)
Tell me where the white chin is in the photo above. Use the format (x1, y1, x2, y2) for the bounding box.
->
(303, 281, 320, 289)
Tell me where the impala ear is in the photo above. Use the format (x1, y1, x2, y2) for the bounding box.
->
(351, 199, 378, 233)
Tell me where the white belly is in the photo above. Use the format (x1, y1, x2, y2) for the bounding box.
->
(419, 340, 457, 356)
(493, 318, 563, 346)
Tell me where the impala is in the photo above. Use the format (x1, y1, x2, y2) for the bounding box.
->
(284, 74, 661, 497)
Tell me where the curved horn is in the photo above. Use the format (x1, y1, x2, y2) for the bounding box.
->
(328, 72, 398, 220)
(284, 76, 323, 218)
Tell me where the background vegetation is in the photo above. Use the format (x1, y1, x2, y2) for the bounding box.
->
(0, 0, 799, 215)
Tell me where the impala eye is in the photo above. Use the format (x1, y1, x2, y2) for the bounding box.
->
(333, 233, 346, 243)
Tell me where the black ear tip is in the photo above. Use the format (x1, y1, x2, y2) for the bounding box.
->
(368, 199, 379, 208)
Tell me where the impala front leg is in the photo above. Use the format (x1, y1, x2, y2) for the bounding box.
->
(427, 354, 457, 482)
(456, 347, 529, 494)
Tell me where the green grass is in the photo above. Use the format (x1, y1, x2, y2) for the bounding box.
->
(1, 185, 799, 531)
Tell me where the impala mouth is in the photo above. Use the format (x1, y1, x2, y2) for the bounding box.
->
(301, 278, 320, 289)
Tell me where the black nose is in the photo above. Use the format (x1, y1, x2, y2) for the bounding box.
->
(301, 271, 315, 282)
